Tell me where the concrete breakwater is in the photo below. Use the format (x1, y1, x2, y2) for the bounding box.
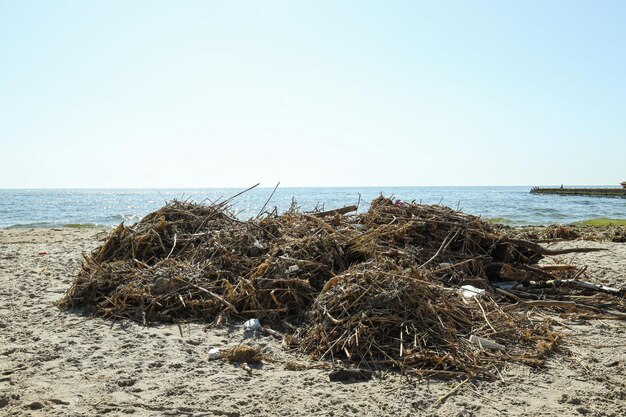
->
(530, 186, 626, 198)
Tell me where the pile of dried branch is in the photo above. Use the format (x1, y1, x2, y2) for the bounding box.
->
(59, 196, 625, 377)
(295, 262, 558, 377)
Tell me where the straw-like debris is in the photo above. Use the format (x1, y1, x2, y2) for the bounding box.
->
(59, 196, 625, 378)
(295, 262, 558, 377)
(221, 346, 264, 364)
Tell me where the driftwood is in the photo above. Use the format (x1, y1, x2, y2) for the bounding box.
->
(532, 279, 624, 297)
(503, 300, 582, 311)
(503, 300, 626, 319)
(260, 327, 284, 339)
(311, 205, 358, 217)
(503, 238, 606, 256)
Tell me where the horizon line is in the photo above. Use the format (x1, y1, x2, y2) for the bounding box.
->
(0, 184, 620, 191)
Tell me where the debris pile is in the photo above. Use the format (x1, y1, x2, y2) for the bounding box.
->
(295, 262, 557, 378)
(59, 196, 625, 377)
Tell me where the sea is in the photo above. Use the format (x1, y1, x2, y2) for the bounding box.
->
(1, 186, 625, 229)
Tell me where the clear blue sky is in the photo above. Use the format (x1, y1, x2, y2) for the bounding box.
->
(1, 0, 625, 188)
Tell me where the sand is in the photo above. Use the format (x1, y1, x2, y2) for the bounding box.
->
(1, 228, 625, 416)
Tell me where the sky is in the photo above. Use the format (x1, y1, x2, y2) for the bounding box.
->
(1, 0, 625, 188)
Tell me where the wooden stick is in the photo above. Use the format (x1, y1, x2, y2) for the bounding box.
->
(435, 378, 470, 406)
(179, 280, 238, 313)
(503, 238, 606, 256)
(418, 229, 460, 270)
(260, 327, 283, 339)
(501, 300, 626, 319)
(533, 279, 623, 296)
(311, 205, 358, 217)
(503, 300, 582, 311)
(219, 183, 260, 207)
(165, 233, 177, 260)
(256, 182, 280, 219)
(303, 214, 348, 237)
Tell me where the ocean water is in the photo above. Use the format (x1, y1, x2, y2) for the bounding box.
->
(0, 187, 625, 228)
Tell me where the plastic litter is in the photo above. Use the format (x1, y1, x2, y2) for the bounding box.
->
(459, 285, 485, 299)
(287, 265, 300, 273)
(393, 199, 406, 207)
(208, 348, 221, 360)
(243, 318, 261, 332)
(469, 335, 505, 351)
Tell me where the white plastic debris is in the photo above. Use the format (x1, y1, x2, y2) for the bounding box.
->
(208, 348, 221, 360)
(469, 335, 505, 351)
(243, 318, 262, 332)
(459, 285, 485, 299)
(287, 265, 300, 273)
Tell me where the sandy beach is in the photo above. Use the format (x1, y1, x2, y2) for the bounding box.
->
(1, 228, 625, 417)
(3, 0, 626, 415)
